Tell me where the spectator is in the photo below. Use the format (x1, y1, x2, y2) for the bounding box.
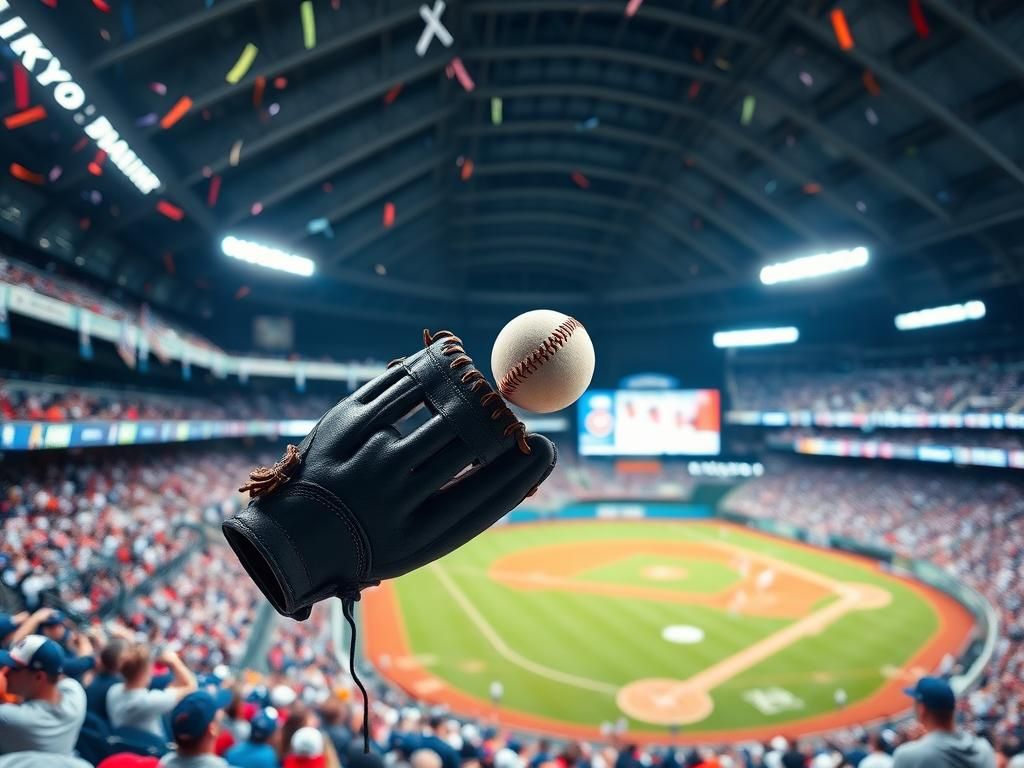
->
(411, 749, 443, 768)
(318, 699, 353, 758)
(0, 615, 23, 647)
(225, 711, 279, 768)
(87, 638, 127, 721)
(859, 731, 894, 768)
(421, 716, 461, 768)
(160, 689, 232, 768)
(893, 678, 995, 768)
(0, 635, 87, 754)
(108, 644, 197, 738)
(0, 752, 93, 767)
(284, 727, 329, 768)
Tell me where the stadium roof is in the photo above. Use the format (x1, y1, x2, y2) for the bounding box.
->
(2, 0, 1024, 334)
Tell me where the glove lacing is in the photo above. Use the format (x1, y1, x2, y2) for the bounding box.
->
(341, 593, 372, 754)
(389, 329, 531, 455)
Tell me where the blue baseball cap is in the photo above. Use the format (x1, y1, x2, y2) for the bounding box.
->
(250, 711, 277, 743)
(170, 689, 233, 743)
(904, 676, 956, 712)
(0, 634, 66, 676)
(0, 614, 21, 639)
(40, 610, 66, 627)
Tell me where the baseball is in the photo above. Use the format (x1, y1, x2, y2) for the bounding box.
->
(490, 309, 595, 413)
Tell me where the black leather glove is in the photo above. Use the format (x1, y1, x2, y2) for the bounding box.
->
(222, 330, 557, 621)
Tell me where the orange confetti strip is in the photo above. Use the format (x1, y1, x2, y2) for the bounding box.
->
(383, 202, 396, 228)
(830, 9, 854, 50)
(87, 150, 107, 176)
(207, 175, 222, 207)
(862, 70, 881, 96)
(460, 158, 474, 181)
(159, 96, 193, 130)
(162, 251, 176, 275)
(9, 163, 45, 185)
(4, 105, 47, 129)
(384, 84, 403, 104)
(571, 171, 590, 189)
(234, 286, 251, 300)
(253, 76, 266, 107)
(802, 182, 822, 195)
(156, 200, 185, 221)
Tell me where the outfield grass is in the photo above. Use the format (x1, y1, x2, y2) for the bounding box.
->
(391, 521, 941, 731)
(577, 553, 741, 593)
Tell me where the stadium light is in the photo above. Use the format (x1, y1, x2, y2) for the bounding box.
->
(760, 246, 869, 285)
(221, 236, 315, 277)
(712, 326, 799, 348)
(894, 300, 986, 331)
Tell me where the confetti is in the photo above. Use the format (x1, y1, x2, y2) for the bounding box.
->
(830, 9, 854, 50)
(490, 97, 502, 126)
(909, 0, 930, 38)
(450, 57, 475, 92)
(87, 150, 107, 176)
(383, 202, 396, 228)
(12, 63, 28, 110)
(374, 264, 387, 276)
(862, 70, 881, 96)
(740, 95, 756, 126)
(571, 171, 590, 189)
(40, 0, 58, 7)
(48, 165, 62, 182)
(692, 47, 704, 63)
(445, 64, 454, 79)
(417, 0, 453, 57)
(624, 0, 643, 17)
(576, 116, 599, 131)
(322, 182, 333, 193)
(855, 200, 867, 213)
(253, 75, 266, 107)
(274, 76, 288, 89)
(300, 1, 316, 50)
(331, 0, 340, 8)
(4, 105, 47, 129)
(865, 107, 879, 126)
(250, 202, 263, 216)
(229, 139, 244, 167)
(72, 136, 89, 153)
(163, 251, 176, 274)
(99, 28, 111, 42)
(159, 96, 192, 129)
(202, 108, 212, 121)
(460, 158, 474, 181)
(149, 82, 167, 95)
(135, 112, 158, 127)
(79, 217, 90, 230)
(91, 0, 111, 12)
(9, 162, 44, 185)
(268, 102, 280, 117)
(714, 57, 731, 71)
(764, 179, 777, 194)
(802, 182, 822, 195)
(121, 0, 136, 40)
(83, 189, 102, 205)
(712, 0, 727, 8)
(799, 71, 814, 87)
(306, 217, 334, 238)
(207, 175, 221, 207)
(235, 286, 250, 300)
(226, 43, 259, 84)
(156, 200, 184, 221)
(384, 84, 403, 104)
(687, 80, 701, 100)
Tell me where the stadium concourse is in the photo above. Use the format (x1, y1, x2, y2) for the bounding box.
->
(3, 0, 1024, 767)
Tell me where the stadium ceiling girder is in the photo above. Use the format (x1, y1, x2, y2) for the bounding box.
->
(788, 9, 1024, 189)
(921, 0, 1024, 79)
(454, 251, 616, 275)
(465, 0, 763, 46)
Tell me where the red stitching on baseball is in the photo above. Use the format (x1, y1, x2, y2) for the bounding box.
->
(498, 316, 582, 400)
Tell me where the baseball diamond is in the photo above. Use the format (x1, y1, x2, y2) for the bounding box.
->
(363, 519, 974, 743)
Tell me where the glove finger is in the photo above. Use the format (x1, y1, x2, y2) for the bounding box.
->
(393, 413, 462, 469)
(352, 364, 407, 404)
(409, 439, 476, 497)
(364, 375, 424, 431)
(414, 433, 556, 543)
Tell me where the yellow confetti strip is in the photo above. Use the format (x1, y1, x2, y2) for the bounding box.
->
(301, 1, 316, 50)
(229, 139, 244, 167)
(226, 43, 259, 84)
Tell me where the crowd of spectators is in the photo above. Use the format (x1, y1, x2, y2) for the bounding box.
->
(729, 358, 1024, 416)
(723, 461, 1024, 749)
(763, 429, 1024, 452)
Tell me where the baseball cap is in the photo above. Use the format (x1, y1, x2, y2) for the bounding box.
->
(40, 610, 66, 627)
(291, 726, 324, 757)
(170, 689, 232, 743)
(0, 635, 66, 676)
(904, 676, 956, 712)
(0, 613, 21, 639)
(250, 711, 278, 743)
(97, 756, 160, 768)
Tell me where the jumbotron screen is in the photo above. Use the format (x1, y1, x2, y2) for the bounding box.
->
(578, 389, 721, 456)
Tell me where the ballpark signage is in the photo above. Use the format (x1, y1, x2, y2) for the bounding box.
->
(0, 0, 162, 194)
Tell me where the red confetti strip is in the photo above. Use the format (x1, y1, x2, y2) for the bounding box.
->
(40, 0, 58, 7)
(4, 105, 47, 129)
(207, 175, 222, 207)
(830, 8, 854, 50)
(274, 76, 288, 89)
(72, 136, 89, 153)
(87, 150, 107, 176)
(384, 84, 403, 104)
(91, 0, 111, 11)
(234, 286, 250, 300)
(13, 64, 29, 110)
(156, 200, 185, 221)
(460, 158, 474, 181)
(162, 251, 176, 275)
(450, 57, 475, 92)
(624, 0, 643, 17)
(687, 80, 702, 100)
(253, 75, 266, 107)
(9, 163, 45, 185)
(331, 0, 340, 8)
(571, 171, 590, 189)
(862, 70, 881, 96)
(159, 96, 193, 129)
(802, 182, 822, 195)
(251, 202, 263, 216)
(909, 0, 930, 38)
(383, 201, 396, 228)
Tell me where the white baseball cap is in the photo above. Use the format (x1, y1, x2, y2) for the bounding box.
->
(291, 726, 324, 757)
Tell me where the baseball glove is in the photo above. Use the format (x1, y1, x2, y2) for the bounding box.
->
(222, 329, 557, 622)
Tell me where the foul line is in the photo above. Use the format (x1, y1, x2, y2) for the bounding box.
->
(430, 563, 618, 695)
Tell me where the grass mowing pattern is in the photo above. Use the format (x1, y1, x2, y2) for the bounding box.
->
(577, 553, 741, 593)
(391, 521, 939, 731)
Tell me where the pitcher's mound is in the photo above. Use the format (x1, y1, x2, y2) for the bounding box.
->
(617, 678, 714, 725)
(643, 565, 688, 581)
